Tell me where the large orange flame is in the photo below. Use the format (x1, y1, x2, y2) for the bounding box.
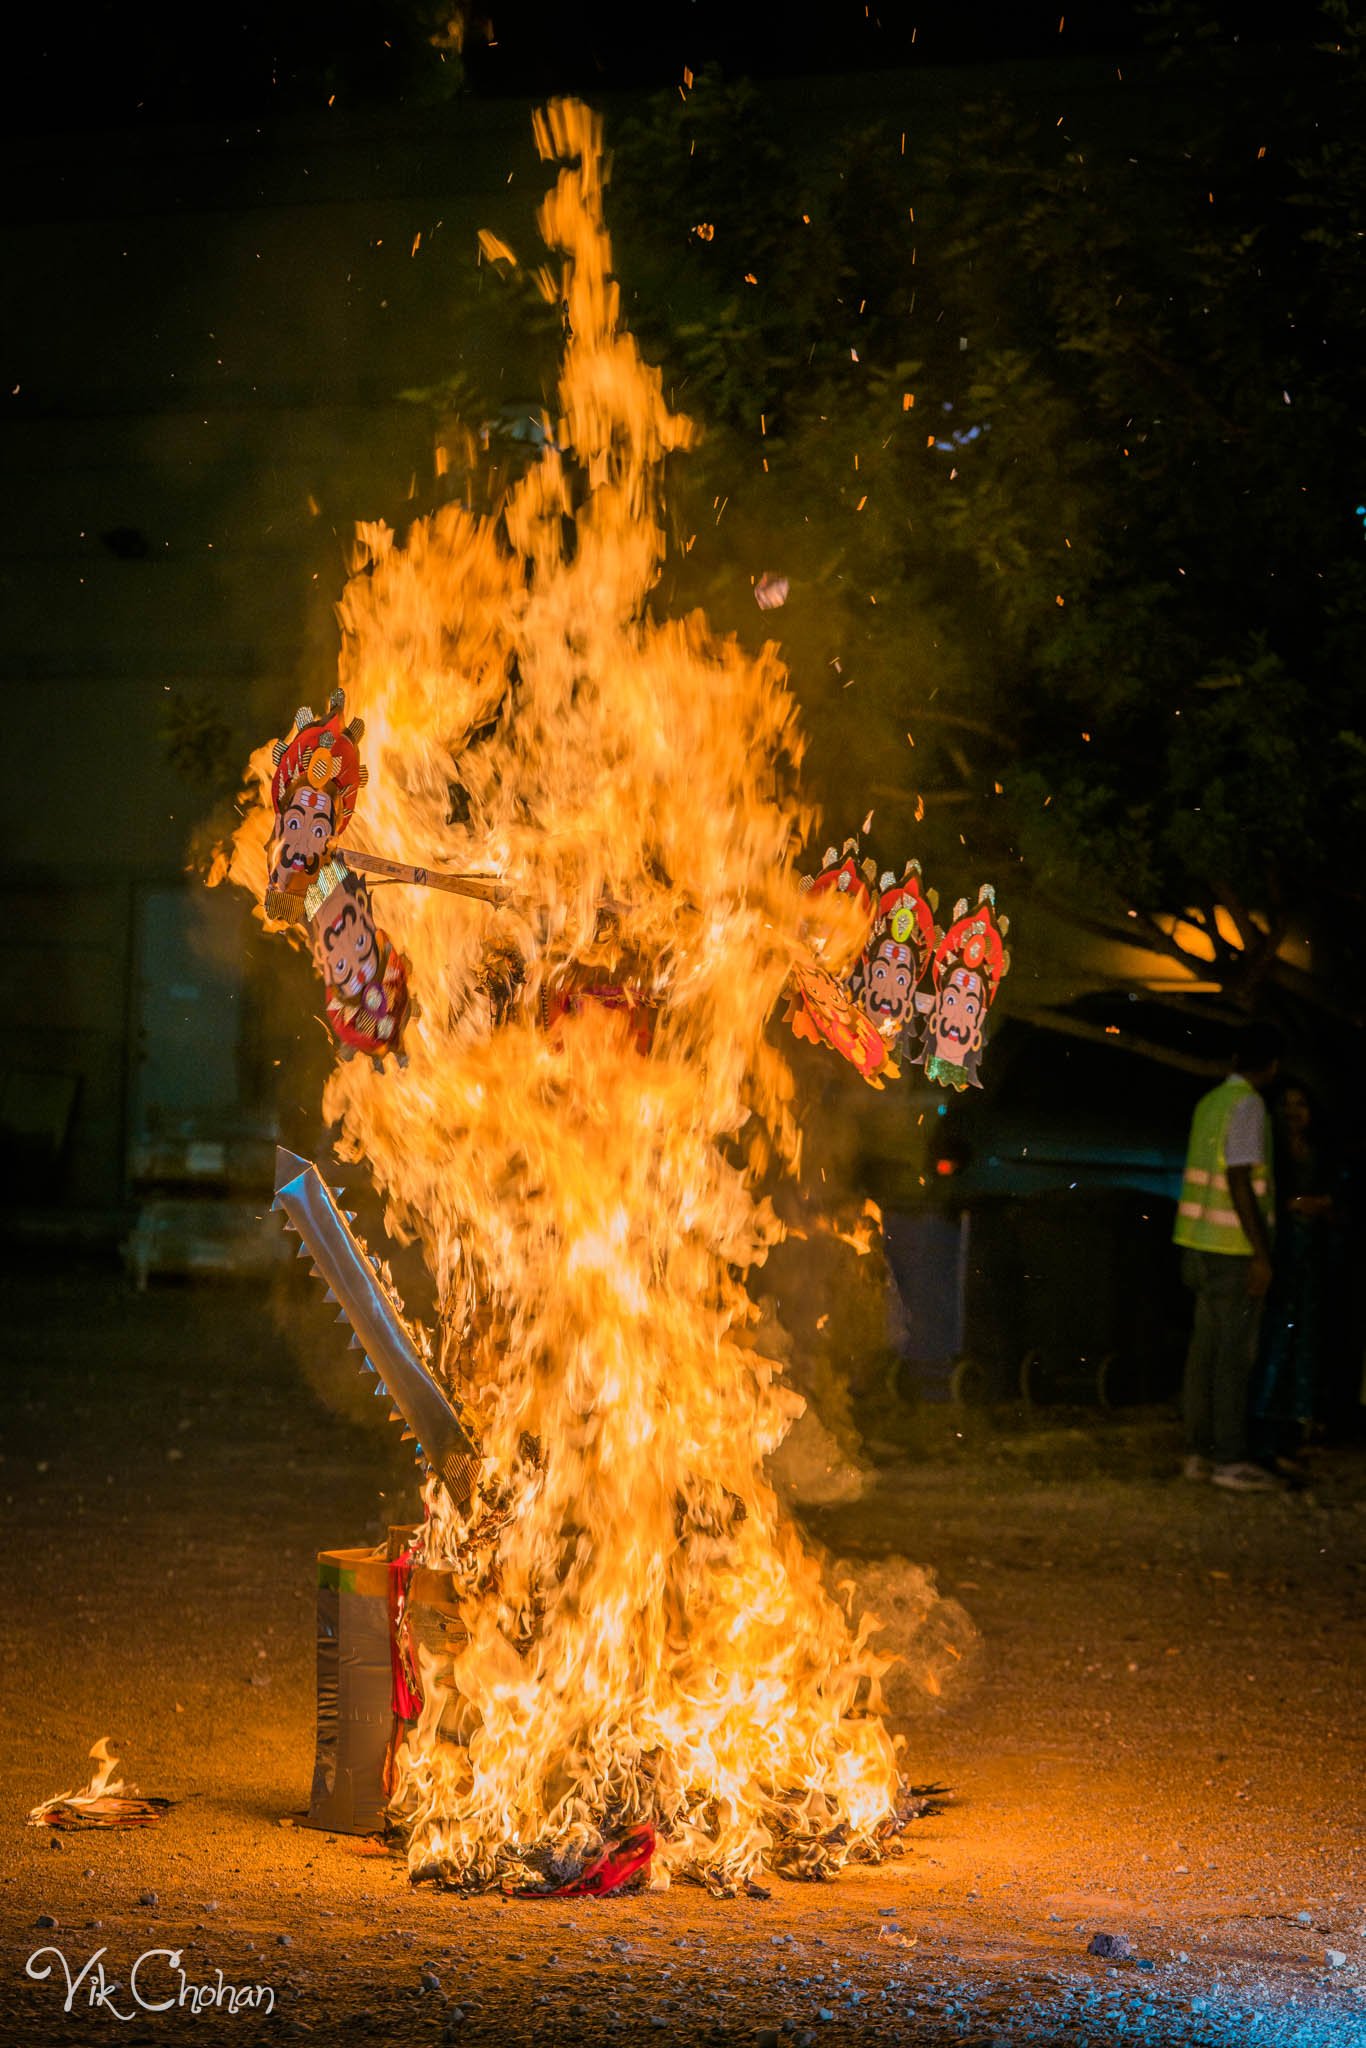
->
(227, 99, 900, 1890)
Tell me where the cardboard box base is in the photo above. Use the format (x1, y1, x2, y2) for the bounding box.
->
(302, 1540, 468, 1836)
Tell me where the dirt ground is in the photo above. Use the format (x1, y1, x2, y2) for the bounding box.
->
(2, 1262, 1365, 2048)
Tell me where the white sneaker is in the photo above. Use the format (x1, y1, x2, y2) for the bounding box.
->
(1182, 1454, 1213, 1481)
(1211, 1460, 1283, 1493)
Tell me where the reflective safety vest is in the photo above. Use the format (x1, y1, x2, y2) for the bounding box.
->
(1172, 1074, 1274, 1256)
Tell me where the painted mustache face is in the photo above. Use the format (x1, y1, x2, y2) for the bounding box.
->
(275, 842, 321, 875)
(863, 947, 913, 1028)
(272, 795, 334, 878)
(319, 898, 379, 999)
(932, 968, 984, 1058)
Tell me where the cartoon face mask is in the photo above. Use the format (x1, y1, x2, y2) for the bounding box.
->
(788, 960, 894, 1087)
(925, 964, 984, 1071)
(315, 884, 380, 1000)
(268, 785, 335, 896)
(861, 936, 917, 1036)
(264, 691, 366, 922)
(306, 863, 412, 1066)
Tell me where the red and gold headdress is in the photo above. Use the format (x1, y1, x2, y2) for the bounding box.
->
(932, 884, 1010, 995)
(786, 833, 1017, 1091)
(799, 839, 877, 928)
(265, 688, 368, 921)
(870, 861, 937, 984)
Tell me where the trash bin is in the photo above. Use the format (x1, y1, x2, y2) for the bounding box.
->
(884, 1191, 1184, 1406)
(883, 1208, 974, 1402)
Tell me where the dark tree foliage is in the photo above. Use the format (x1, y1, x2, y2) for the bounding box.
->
(913, 8, 1366, 1018)
(609, 79, 985, 884)
(590, 13, 1366, 1025)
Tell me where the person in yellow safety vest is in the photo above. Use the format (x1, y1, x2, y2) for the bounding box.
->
(1172, 1020, 1285, 1492)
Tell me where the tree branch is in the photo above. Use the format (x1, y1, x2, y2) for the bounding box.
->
(1025, 886, 1217, 981)
(903, 709, 1019, 750)
(1008, 1002, 1226, 1077)
(1127, 339, 1251, 441)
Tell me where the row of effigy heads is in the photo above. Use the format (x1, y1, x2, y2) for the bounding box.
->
(786, 841, 1010, 1091)
(254, 695, 1009, 1089)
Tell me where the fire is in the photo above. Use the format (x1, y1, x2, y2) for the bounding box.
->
(29, 1737, 123, 1822)
(29, 1738, 168, 1829)
(227, 99, 901, 1890)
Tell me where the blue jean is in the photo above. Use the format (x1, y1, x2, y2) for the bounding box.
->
(1180, 1248, 1265, 1465)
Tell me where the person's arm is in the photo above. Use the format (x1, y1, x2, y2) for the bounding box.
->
(1228, 1165, 1273, 1296)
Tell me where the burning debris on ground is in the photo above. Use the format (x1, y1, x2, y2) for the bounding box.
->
(28, 1743, 172, 1834)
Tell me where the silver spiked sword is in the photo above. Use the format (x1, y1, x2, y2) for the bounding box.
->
(272, 1148, 482, 1508)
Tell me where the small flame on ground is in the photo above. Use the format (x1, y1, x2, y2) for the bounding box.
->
(227, 100, 902, 1892)
(29, 1738, 124, 1824)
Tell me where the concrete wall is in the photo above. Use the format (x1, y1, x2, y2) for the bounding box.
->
(2, 101, 552, 1225)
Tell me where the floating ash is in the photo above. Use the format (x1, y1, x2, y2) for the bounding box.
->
(29, 1739, 171, 1831)
(224, 99, 909, 1895)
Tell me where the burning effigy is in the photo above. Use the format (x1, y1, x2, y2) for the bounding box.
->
(220, 100, 992, 1895)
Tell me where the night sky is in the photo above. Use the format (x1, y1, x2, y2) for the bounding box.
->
(5, 2, 1298, 133)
